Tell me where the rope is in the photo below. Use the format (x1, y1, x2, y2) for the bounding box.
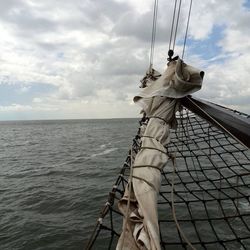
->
(132, 175, 157, 191)
(172, 0, 182, 51)
(133, 164, 162, 171)
(85, 126, 142, 249)
(169, 0, 178, 52)
(87, 108, 250, 249)
(182, 0, 193, 59)
(120, 146, 135, 248)
(85, 219, 101, 249)
(149, 0, 159, 69)
(170, 155, 196, 250)
(168, 0, 182, 53)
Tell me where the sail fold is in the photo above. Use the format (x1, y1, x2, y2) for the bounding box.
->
(117, 59, 203, 250)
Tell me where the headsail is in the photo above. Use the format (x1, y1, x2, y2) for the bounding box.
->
(85, 96, 250, 249)
(116, 59, 204, 249)
(85, 0, 250, 248)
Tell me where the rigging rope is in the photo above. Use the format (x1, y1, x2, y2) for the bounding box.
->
(168, 0, 178, 52)
(168, 0, 182, 57)
(86, 108, 250, 249)
(150, 0, 193, 63)
(172, 0, 182, 52)
(182, 0, 193, 59)
(168, 0, 194, 61)
(149, 0, 159, 69)
(170, 155, 196, 250)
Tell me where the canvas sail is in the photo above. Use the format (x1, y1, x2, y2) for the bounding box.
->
(116, 59, 204, 250)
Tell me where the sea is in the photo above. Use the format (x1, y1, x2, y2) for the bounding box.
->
(0, 118, 139, 250)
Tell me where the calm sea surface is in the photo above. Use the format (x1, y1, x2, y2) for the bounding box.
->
(0, 119, 139, 250)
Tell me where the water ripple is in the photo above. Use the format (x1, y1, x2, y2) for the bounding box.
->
(0, 119, 138, 250)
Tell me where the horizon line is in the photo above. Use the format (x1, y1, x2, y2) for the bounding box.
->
(0, 117, 140, 122)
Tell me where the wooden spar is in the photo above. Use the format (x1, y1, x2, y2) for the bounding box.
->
(181, 96, 250, 149)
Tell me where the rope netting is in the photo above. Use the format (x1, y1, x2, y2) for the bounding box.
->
(85, 107, 250, 250)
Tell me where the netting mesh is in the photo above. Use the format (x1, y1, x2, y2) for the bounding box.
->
(86, 108, 250, 250)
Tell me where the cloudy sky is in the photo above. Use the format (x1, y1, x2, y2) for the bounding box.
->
(0, 0, 250, 120)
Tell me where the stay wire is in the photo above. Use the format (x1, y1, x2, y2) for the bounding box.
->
(168, 0, 178, 52)
(182, 0, 193, 59)
(172, 0, 182, 51)
(149, 0, 159, 68)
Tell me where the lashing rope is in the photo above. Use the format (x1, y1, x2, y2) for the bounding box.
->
(86, 109, 250, 249)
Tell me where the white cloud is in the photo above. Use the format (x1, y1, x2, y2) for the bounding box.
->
(0, 103, 59, 112)
(32, 97, 42, 103)
(0, 104, 33, 112)
(0, 0, 250, 119)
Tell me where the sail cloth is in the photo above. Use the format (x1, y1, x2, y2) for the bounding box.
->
(117, 59, 204, 250)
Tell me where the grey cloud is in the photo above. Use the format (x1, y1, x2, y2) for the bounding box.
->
(0, 0, 132, 54)
(0, 1, 57, 34)
(79, 0, 130, 23)
(96, 49, 148, 76)
(15, 14, 56, 33)
(230, 12, 250, 33)
(112, 1, 190, 43)
(0, 0, 24, 14)
(36, 41, 68, 52)
(81, 36, 150, 77)
(112, 11, 153, 41)
(221, 95, 250, 106)
(0, 0, 250, 118)
(30, 0, 129, 32)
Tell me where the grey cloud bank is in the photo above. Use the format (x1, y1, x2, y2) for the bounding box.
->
(0, 0, 250, 120)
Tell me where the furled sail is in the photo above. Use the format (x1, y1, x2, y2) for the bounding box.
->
(116, 59, 204, 250)
(85, 99, 250, 250)
(85, 0, 250, 248)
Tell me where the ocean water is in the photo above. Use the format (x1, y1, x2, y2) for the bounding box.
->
(0, 119, 139, 250)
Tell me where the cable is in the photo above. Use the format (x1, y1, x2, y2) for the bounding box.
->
(149, 0, 159, 68)
(169, 0, 178, 52)
(172, 0, 182, 51)
(182, 0, 193, 59)
(168, 0, 182, 61)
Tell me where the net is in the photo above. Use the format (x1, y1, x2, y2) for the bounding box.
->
(85, 106, 250, 250)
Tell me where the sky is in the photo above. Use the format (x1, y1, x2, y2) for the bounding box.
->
(0, 0, 250, 120)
